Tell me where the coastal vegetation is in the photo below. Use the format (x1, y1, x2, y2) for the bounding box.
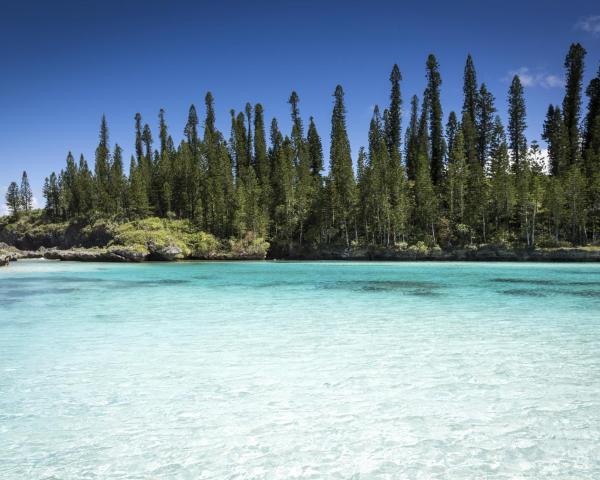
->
(3, 43, 600, 258)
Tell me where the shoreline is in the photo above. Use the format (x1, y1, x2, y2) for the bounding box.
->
(2, 244, 600, 265)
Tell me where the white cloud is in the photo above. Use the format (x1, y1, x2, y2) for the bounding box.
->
(507, 67, 565, 88)
(576, 15, 600, 35)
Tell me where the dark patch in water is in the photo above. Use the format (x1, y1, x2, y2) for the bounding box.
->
(411, 289, 442, 297)
(325, 280, 443, 297)
(256, 280, 302, 288)
(500, 286, 600, 299)
(154, 279, 190, 286)
(492, 278, 600, 287)
(4, 276, 107, 289)
(124, 278, 191, 287)
(492, 278, 559, 286)
(568, 290, 600, 298)
(0, 298, 20, 306)
(501, 289, 547, 297)
(0, 287, 78, 298)
(191, 275, 214, 280)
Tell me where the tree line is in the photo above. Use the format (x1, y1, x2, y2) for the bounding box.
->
(7, 43, 600, 249)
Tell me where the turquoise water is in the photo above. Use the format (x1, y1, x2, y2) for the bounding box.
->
(1, 260, 600, 479)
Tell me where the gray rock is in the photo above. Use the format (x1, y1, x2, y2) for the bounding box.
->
(109, 247, 148, 262)
(148, 243, 184, 261)
(43, 248, 126, 262)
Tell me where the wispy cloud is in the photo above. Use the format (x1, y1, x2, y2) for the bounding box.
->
(507, 67, 564, 89)
(576, 15, 600, 35)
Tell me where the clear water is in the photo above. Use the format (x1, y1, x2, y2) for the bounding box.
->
(1, 260, 600, 479)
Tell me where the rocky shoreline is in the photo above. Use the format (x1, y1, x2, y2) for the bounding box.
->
(278, 245, 600, 262)
(2, 241, 600, 266)
(0, 242, 267, 265)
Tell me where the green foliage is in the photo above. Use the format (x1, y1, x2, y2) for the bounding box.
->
(5, 182, 21, 218)
(508, 75, 527, 168)
(7, 44, 597, 252)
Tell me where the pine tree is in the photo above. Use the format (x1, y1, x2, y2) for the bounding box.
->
(270, 118, 295, 245)
(488, 116, 514, 237)
(19, 171, 33, 212)
(447, 127, 467, 230)
(563, 163, 587, 244)
(463, 54, 478, 123)
(413, 94, 438, 241)
(43, 172, 61, 220)
(544, 175, 565, 244)
(128, 155, 149, 218)
(62, 152, 79, 216)
(328, 85, 356, 246)
(426, 54, 445, 185)
(94, 115, 111, 213)
(446, 111, 458, 158)
(288, 91, 312, 244)
(387, 64, 402, 154)
(405, 95, 419, 181)
(414, 147, 438, 243)
(562, 43, 586, 166)
(476, 83, 496, 168)
(253, 103, 271, 228)
(134, 113, 143, 163)
(307, 116, 324, 178)
(528, 141, 545, 245)
(463, 111, 488, 242)
(508, 75, 527, 169)
(6, 182, 21, 218)
(584, 66, 600, 152)
(305, 116, 325, 244)
(542, 105, 567, 176)
(385, 64, 408, 242)
(365, 106, 391, 244)
(159, 108, 169, 155)
(583, 67, 600, 181)
(184, 104, 199, 156)
(109, 144, 126, 214)
(78, 155, 94, 215)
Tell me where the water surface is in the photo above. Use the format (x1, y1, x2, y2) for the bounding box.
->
(1, 260, 600, 479)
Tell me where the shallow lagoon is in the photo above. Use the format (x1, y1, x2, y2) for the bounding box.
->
(1, 260, 600, 478)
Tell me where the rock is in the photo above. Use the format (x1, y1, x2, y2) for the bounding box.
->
(0, 242, 43, 261)
(109, 247, 148, 262)
(148, 243, 184, 261)
(43, 248, 127, 262)
(0, 254, 9, 266)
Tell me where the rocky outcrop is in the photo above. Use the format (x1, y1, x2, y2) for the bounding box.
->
(2, 235, 599, 264)
(0, 242, 44, 264)
(147, 243, 184, 261)
(276, 244, 600, 262)
(109, 247, 148, 262)
(43, 246, 148, 263)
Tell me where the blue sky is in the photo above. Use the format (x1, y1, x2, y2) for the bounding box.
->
(1, 0, 599, 210)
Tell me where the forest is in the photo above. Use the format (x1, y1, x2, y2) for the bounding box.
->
(5, 43, 600, 252)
